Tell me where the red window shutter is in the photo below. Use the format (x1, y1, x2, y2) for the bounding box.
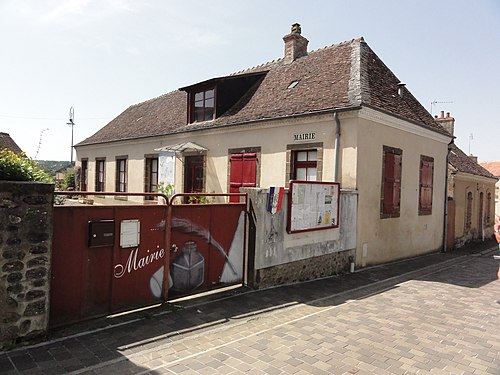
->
(229, 153, 257, 202)
(230, 154, 243, 193)
(383, 153, 396, 213)
(419, 159, 433, 212)
(242, 153, 257, 187)
(382, 152, 402, 214)
(393, 154, 401, 211)
(421, 161, 429, 208)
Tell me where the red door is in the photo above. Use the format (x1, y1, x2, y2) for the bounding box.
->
(229, 153, 257, 202)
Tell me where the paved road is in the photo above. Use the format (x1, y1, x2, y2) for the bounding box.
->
(1, 248, 499, 374)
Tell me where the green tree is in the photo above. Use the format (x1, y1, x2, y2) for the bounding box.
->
(60, 168, 76, 190)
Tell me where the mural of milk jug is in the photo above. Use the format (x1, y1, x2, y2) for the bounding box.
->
(170, 241, 204, 293)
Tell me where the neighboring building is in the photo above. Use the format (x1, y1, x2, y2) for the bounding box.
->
(0, 132, 23, 154)
(435, 112, 498, 247)
(479, 161, 500, 219)
(75, 24, 453, 267)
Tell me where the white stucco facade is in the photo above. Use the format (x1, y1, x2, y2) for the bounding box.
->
(76, 107, 452, 267)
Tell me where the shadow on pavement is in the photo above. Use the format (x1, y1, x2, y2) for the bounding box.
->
(0, 347, 158, 375)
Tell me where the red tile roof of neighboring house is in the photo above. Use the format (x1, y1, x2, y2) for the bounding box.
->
(479, 161, 500, 177)
(77, 36, 449, 147)
(448, 144, 497, 180)
(0, 132, 23, 154)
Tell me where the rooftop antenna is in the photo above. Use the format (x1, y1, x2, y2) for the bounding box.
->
(468, 133, 473, 155)
(67, 107, 75, 164)
(34, 128, 49, 160)
(430, 100, 453, 116)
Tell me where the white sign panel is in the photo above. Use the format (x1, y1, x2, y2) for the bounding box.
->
(159, 152, 175, 186)
(287, 181, 340, 233)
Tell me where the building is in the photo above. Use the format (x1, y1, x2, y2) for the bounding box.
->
(0, 132, 23, 154)
(435, 112, 498, 247)
(75, 24, 453, 267)
(479, 161, 500, 219)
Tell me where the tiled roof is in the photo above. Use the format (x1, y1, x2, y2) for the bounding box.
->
(448, 144, 497, 179)
(0, 132, 23, 154)
(479, 161, 500, 177)
(77, 37, 448, 147)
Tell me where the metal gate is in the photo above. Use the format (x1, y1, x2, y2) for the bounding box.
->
(50, 192, 247, 328)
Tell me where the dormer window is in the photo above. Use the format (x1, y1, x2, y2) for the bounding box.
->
(192, 88, 215, 123)
(181, 71, 267, 125)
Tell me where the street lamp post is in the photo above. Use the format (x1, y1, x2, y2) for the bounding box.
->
(67, 107, 75, 164)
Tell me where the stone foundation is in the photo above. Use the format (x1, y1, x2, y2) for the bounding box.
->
(0, 181, 53, 347)
(253, 249, 355, 289)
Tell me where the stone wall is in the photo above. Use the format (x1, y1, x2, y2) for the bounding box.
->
(0, 181, 53, 347)
(254, 248, 355, 289)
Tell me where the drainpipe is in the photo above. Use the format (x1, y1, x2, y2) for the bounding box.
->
(442, 140, 453, 252)
(334, 111, 341, 182)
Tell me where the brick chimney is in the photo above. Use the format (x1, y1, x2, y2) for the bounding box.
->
(283, 23, 309, 64)
(434, 110, 455, 135)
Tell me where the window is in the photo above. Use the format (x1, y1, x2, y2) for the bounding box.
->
(95, 159, 105, 192)
(184, 156, 204, 193)
(286, 143, 323, 182)
(381, 146, 402, 218)
(145, 157, 158, 199)
(81, 159, 88, 191)
(465, 191, 473, 230)
(419, 155, 434, 215)
(191, 88, 215, 123)
(116, 158, 127, 193)
(292, 150, 317, 181)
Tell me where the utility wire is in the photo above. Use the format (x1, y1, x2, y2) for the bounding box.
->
(0, 113, 110, 120)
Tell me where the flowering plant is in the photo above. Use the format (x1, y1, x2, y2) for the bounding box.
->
(0, 149, 52, 182)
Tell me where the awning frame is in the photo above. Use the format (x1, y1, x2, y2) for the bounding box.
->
(154, 142, 208, 153)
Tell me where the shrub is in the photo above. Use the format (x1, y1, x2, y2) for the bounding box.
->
(0, 149, 52, 183)
(60, 168, 76, 190)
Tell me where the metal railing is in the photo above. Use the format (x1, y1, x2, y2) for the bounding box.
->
(54, 191, 247, 206)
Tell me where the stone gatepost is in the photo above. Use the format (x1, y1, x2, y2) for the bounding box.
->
(0, 181, 54, 347)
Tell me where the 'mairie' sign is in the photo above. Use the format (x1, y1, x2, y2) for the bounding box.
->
(293, 132, 316, 141)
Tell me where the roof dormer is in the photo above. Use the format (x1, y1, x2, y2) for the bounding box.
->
(181, 71, 267, 124)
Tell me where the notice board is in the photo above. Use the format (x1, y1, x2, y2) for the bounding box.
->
(287, 181, 340, 234)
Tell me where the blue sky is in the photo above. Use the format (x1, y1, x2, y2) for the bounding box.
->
(1, 0, 499, 162)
